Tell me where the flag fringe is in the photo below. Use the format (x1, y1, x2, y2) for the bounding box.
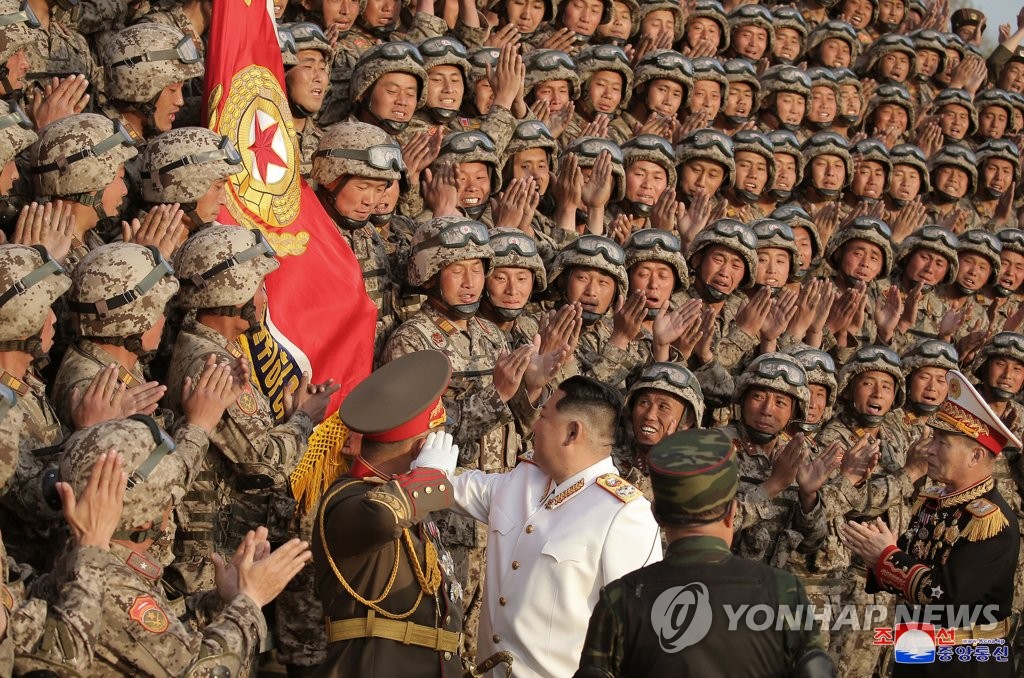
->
(291, 411, 351, 513)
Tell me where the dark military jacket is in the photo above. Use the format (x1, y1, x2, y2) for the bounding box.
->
(575, 535, 825, 677)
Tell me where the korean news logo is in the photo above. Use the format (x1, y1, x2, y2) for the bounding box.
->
(873, 623, 1010, 664)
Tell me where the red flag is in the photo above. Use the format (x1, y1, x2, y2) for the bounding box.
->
(203, 0, 376, 506)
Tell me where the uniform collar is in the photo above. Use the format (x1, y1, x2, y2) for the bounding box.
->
(540, 457, 617, 509)
(937, 476, 995, 508)
(348, 455, 393, 481)
(665, 535, 732, 565)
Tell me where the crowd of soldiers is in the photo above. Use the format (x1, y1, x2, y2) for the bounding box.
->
(0, 0, 1023, 674)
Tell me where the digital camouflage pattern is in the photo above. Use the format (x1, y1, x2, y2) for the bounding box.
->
(407, 215, 494, 288)
(824, 217, 894, 277)
(0, 0, 32, 64)
(0, 100, 36, 167)
(676, 129, 735, 188)
(548, 234, 628, 302)
(733, 352, 811, 420)
(0, 245, 71, 341)
(141, 127, 241, 204)
(687, 219, 757, 289)
(435, 130, 504, 193)
(173, 225, 279, 309)
(23, 17, 104, 95)
(489, 228, 547, 290)
(101, 23, 204, 103)
(29, 113, 138, 197)
(349, 41, 428, 110)
(313, 121, 404, 185)
(622, 134, 677, 191)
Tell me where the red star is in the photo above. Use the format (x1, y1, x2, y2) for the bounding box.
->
(248, 113, 286, 182)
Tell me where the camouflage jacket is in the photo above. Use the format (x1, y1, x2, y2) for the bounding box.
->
(297, 120, 323, 183)
(403, 104, 517, 157)
(571, 315, 646, 392)
(684, 287, 759, 372)
(886, 282, 947, 354)
(972, 199, 1018, 232)
(24, 20, 105, 96)
(51, 339, 149, 430)
(925, 198, 984, 233)
(992, 398, 1024, 521)
(718, 424, 828, 568)
(335, 222, 400, 365)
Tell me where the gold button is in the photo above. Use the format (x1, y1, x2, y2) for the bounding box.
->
(526, 525, 534, 534)
(444, 651, 452, 660)
(493, 634, 502, 644)
(412, 491, 419, 498)
(499, 596, 507, 606)
(512, 561, 520, 570)
(439, 484, 446, 491)
(425, 487, 432, 494)
(445, 615, 451, 625)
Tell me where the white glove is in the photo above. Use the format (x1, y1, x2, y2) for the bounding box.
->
(411, 430, 458, 477)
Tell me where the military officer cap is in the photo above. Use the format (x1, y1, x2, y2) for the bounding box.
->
(929, 370, 1022, 455)
(339, 351, 452, 443)
(950, 8, 984, 31)
(648, 429, 738, 525)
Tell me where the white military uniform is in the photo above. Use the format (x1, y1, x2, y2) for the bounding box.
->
(450, 456, 662, 677)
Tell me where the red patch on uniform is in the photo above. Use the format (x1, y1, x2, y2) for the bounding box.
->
(129, 595, 169, 634)
(431, 331, 445, 347)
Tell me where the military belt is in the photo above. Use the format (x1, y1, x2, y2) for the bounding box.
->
(952, 617, 1012, 644)
(325, 612, 462, 652)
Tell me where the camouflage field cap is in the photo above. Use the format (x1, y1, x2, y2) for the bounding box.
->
(956, 229, 1001, 280)
(648, 428, 738, 524)
(141, 127, 242, 204)
(103, 23, 204, 103)
(733, 351, 810, 420)
(350, 41, 428, 109)
(408, 216, 494, 288)
(30, 113, 138, 197)
(0, 100, 36, 167)
(61, 416, 188, 534)
(524, 50, 581, 100)
(0, 244, 70, 341)
(489, 227, 547, 291)
(0, 384, 22, 489)
(929, 143, 978, 195)
(313, 121, 405, 186)
(627, 361, 705, 425)
(824, 216, 894, 277)
(787, 346, 838, 407)
(0, 0, 34, 65)
(901, 339, 959, 376)
(687, 0, 730, 52)
(686, 218, 758, 289)
(174, 226, 279, 309)
(624, 228, 688, 289)
(895, 225, 959, 285)
(837, 344, 906, 409)
(577, 44, 634, 112)
(69, 243, 179, 338)
(547, 234, 629, 302)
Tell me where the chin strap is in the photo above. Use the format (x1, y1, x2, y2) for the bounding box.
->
(428, 287, 479, 320)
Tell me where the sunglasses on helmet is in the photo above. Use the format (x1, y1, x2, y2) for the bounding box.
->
(582, 44, 630, 67)
(152, 136, 242, 183)
(906, 340, 959, 364)
(709, 219, 758, 250)
(635, 362, 702, 393)
(641, 51, 693, 77)
(687, 129, 733, 156)
(936, 144, 977, 165)
(183, 229, 277, 289)
(771, 67, 812, 89)
(0, 0, 39, 29)
(855, 345, 901, 367)
(914, 226, 958, 250)
(754, 220, 795, 243)
(512, 119, 556, 143)
(792, 349, 836, 374)
(566, 137, 624, 164)
(848, 217, 893, 240)
(0, 101, 32, 133)
(1000, 229, 1024, 248)
(369, 41, 425, 65)
(573, 234, 626, 265)
(290, 22, 330, 47)
(991, 332, 1024, 354)
(531, 50, 575, 71)
(468, 47, 501, 69)
(751, 357, 807, 387)
(958, 229, 1001, 252)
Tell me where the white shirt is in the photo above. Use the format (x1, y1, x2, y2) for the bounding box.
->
(451, 457, 662, 678)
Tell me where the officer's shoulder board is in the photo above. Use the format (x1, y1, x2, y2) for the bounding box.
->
(962, 498, 1010, 542)
(595, 473, 642, 503)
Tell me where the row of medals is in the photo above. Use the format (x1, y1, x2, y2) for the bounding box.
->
(905, 508, 961, 563)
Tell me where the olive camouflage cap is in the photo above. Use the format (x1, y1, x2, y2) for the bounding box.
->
(313, 121, 404, 186)
(174, 226, 279, 309)
(141, 127, 242, 204)
(0, 244, 70, 341)
(30, 113, 138, 197)
(69, 243, 179, 338)
(102, 23, 204, 103)
(408, 216, 494, 288)
(649, 428, 738, 524)
(0, 99, 35, 167)
(837, 344, 906, 409)
(548, 234, 628, 302)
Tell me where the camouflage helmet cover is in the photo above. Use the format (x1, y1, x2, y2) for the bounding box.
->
(928, 143, 978, 195)
(676, 128, 735, 188)
(30, 113, 138, 197)
(623, 228, 689, 289)
(976, 139, 1021, 180)
(637, 0, 686, 42)
(901, 339, 959, 376)
(805, 20, 861, 62)
(173, 226, 279, 309)
(771, 202, 821, 258)
(436, 130, 504, 193)
(408, 216, 494, 288)
(932, 88, 979, 137)
(141, 127, 241, 204)
(687, 218, 758, 289)
(0, 244, 71, 341)
(627, 361, 706, 428)
(419, 36, 471, 83)
(576, 44, 635, 112)
(313, 121, 404, 186)
(524, 50, 581, 100)
(824, 216, 894, 277)
(895, 225, 959, 285)
(548, 234, 629, 302)
(786, 346, 838, 407)
(561, 136, 626, 201)
(752, 218, 799, 280)
(632, 49, 693, 93)
(732, 129, 776, 194)
(973, 332, 1024, 381)
(103, 23, 204, 103)
(621, 133, 677, 189)
(837, 344, 906, 409)
(801, 131, 853, 189)
(350, 42, 429, 109)
(957, 228, 1002, 277)
(687, 0, 730, 51)
(0, 99, 36, 167)
(889, 142, 931, 193)
(727, 4, 774, 55)
(503, 118, 558, 161)
(732, 351, 810, 421)
(489, 227, 547, 291)
(767, 129, 805, 186)
(0, 0, 33, 63)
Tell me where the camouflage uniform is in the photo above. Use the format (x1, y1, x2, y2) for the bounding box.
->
(23, 13, 104, 95)
(561, 44, 634, 148)
(887, 226, 959, 354)
(941, 221, 998, 342)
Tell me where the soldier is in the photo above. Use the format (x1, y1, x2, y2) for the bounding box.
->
(675, 128, 733, 209)
(861, 84, 915, 146)
(437, 375, 662, 677)
(974, 88, 1014, 143)
(932, 88, 977, 146)
(681, 0, 728, 56)
(620, 361, 705, 498)
(426, 130, 503, 224)
(139, 127, 242, 236)
(751, 219, 798, 296)
(834, 68, 865, 135)
(348, 41, 427, 136)
(805, 20, 860, 69)
(0, 0, 34, 102)
(313, 350, 476, 676)
(718, 58, 759, 134)
(523, 49, 580, 140)
(52, 243, 178, 429)
(165, 226, 337, 593)
(615, 50, 692, 143)
(785, 347, 837, 436)
(27, 113, 138, 266)
(312, 121, 403, 361)
(686, 57, 727, 123)
(623, 228, 692, 362)
(860, 34, 916, 87)
(756, 65, 811, 135)
(772, 203, 822, 282)
(500, 119, 564, 245)
(100, 23, 204, 141)
(724, 130, 774, 219)
(991, 229, 1024, 333)
(843, 370, 1019, 678)
(766, 130, 803, 204)
(478, 228, 547, 346)
(280, 22, 332, 180)
(925, 144, 980, 229)
(845, 138, 890, 213)
(59, 416, 312, 675)
(22, 0, 104, 98)
(635, 0, 683, 46)
(798, 131, 852, 217)
(823, 217, 895, 351)
(804, 67, 840, 134)
(555, 136, 624, 234)
(909, 28, 946, 108)
(563, 43, 633, 146)
(886, 143, 929, 211)
(951, 7, 986, 47)
(900, 339, 959, 434)
(888, 226, 959, 354)
(772, 6, 808, 65)
(576, 429, 832, 677)
(725, 4, 773, 63)
(971, 138, 1019, 232)
(940, 229, 1001, 343)
(611, 133, 676, 229)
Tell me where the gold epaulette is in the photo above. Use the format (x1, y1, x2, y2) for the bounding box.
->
(962, 498, 1009, 542)
(595, 474, 642, 503)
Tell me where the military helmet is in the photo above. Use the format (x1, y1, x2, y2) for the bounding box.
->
(350, 41, 428, 109)
(863, 83, 915, 132)
(524, 50, 581, 100)
(771, 202, 821, 260)
(976, 138, 1021, 181)
(283, 22, 333, 61)
(30, 114, 138, 198)
(943, 32, 975, 62)
(61, 416, 188, 535)
(687, 218, 757, 289)
(313, 121, 405, 186)
(489, 0, 555, 25)
(632, 49, 692, 95)
(686, 0, 730, 51)
(752, 219, 799, 281)
(932, 88, 979, 137)
(0, 245, 70, 342)
(141, 128, 242, 204)
(622, 133, 677, 190)
(773, 5, 809, 38)
(929, 143, 978, 195)
(1000, 229, 1024, 258)
(69, 243, 179, 338)
(786, 346, 838, 407)
(548, 234, 628, 302)
(174, 226, 279, 309)
(577, 44, 634, 112)
(732, 129, 776, 193)
(0, 100, 35, 167)
(801, 131, 853, 189)
(488, 227, 546, 291)
(974, 88, 1014, 123)
(727, 4, 774, 55)
(103, 23, 203, 103)
(767, 129, 805, 186)
(911, 29, 949, 74)
(624, 228, 688, 290)
(690, 57, 729, 100)
(733, 352, 810, 421)
(889, 143, 931, 194)
(408, 216, 494, 288)
(638, 0, 685, 42)
(851, 137, 892, 191)
(278, 24, 299, 67)
(825, 216, 893, 277)
(807, 66, 840, 98)
(0, 0, 34, 66)
(0, 383, 22, 489)
(806, 20, 860, 63)
(836, 345, 906, 409)
(895, 225, 959, 285)
(467, 47, 500, 85)
(901, 339, 959, 376)
(957, 229, 1002, 282)
(437, 130, 503, 193)
(973, 332, 1024, 383)
(759, 65, 812, 106)
(859, 33, 916, 80)
(676, 128, 735, 188)
(419, 35, 471, 83)
(503, 118, 558, 163)
(628, 361, 705, 426)
(723, 58, 759, 98)
(561, 136, 626, 202)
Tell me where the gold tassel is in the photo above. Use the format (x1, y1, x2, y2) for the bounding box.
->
(961, 510, 1009, 542)
(290, 411, 351, 514)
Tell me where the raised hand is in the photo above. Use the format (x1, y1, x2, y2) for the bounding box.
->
(56, 449, 127, 550)
(124, 203, 186, 259)
(610, 290, 647, 348)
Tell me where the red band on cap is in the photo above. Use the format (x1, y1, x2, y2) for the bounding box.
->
(362, 397, 447, 443)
